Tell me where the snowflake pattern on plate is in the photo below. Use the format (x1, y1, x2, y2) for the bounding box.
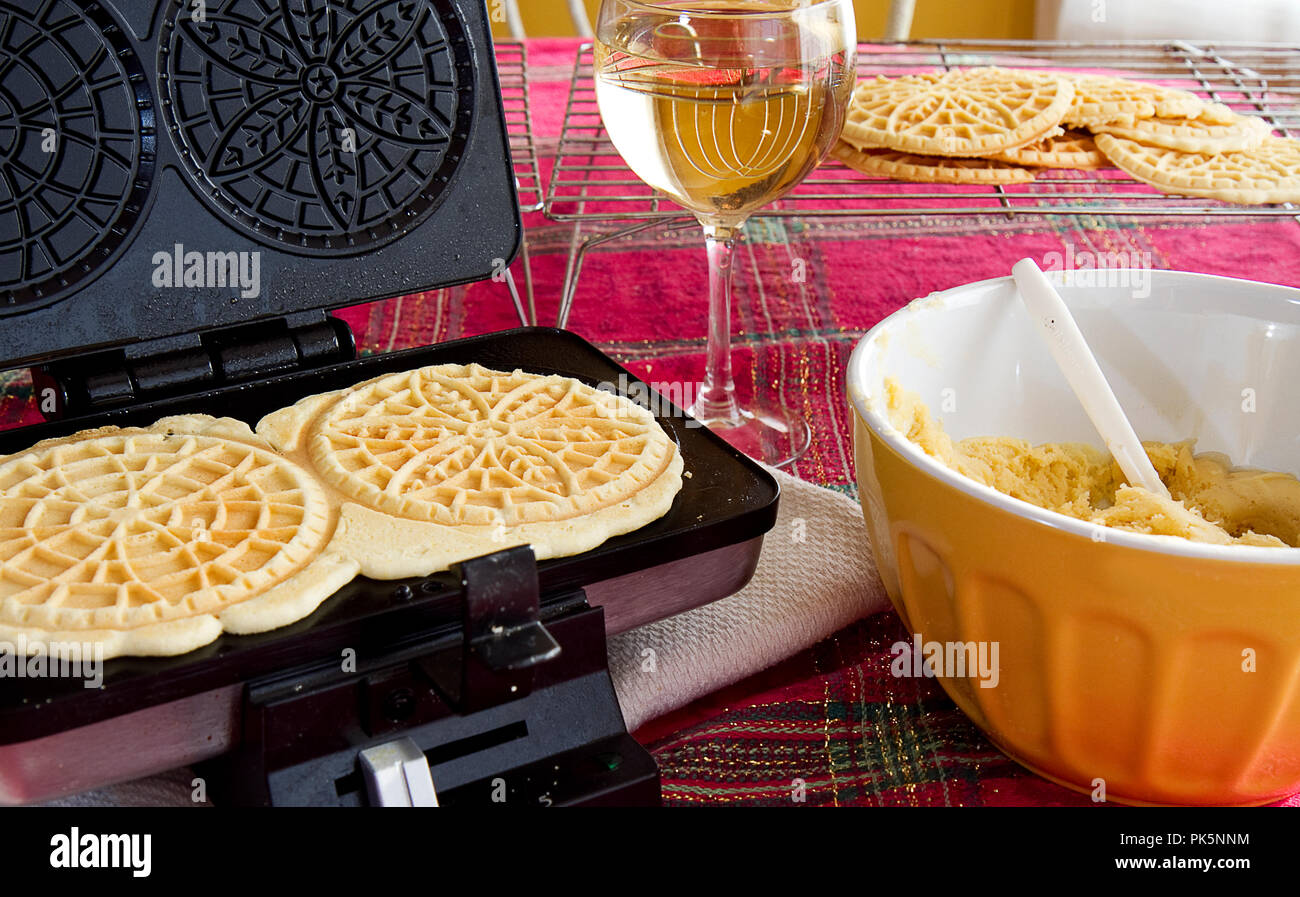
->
(158, 0, 473, 253)
(0, 0, 154, 311)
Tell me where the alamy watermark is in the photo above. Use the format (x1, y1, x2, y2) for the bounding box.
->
(1041, 244, 1152, 299)
(0, 636, 103, 688)
(890, 633, 1000, 688)
(598, 372, 704, 427)
(152, 243, 262, 299)
(49, 828, 150, 877)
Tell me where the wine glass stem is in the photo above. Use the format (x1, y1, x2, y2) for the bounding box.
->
(693, 223, 745, 427)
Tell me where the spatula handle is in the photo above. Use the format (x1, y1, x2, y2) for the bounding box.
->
(1012, 258, 1170, 499)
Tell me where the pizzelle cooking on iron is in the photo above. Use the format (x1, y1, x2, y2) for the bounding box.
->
(0, 365, 685, 659)
(0, 0, 780, 807)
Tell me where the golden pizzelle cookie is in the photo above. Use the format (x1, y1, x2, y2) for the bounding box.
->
(1095, 133, 1300, 204)
(990, 129, 1109, 169)
(0, 417, 356, 658)
(841, 68, 1074, 158)
(1093, 110, 1271, 154)
(257, 364, 684, 579)
(1063, 74, 1207, 128)
(831, 141, 1034, 184)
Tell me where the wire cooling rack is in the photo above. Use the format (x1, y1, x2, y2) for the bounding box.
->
(548, 39, 1300, 221)
(494, 41, 542, 325)
(498, 40, 544, 214)
(543, 40, 1300, 324)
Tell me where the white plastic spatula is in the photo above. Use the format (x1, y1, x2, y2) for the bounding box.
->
(1011, 258, 1171, 500)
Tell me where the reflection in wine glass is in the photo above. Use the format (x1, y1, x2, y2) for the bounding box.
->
(675, 86, 817, 178)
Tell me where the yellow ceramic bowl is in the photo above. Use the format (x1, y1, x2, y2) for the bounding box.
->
(848, 270, 1300, 806)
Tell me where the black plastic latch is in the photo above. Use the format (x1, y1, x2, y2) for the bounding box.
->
(420, 546, 561, 713)
(32, 311, 356, 420)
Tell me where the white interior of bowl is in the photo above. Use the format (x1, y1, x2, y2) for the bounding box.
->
(848, 269, 1300, 564)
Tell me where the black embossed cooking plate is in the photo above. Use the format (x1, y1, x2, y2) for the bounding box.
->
(0, 0, 156, 312)
(0, 0, 520, 368)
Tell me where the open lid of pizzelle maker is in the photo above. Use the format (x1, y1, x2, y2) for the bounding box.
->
(0, 1, 779, 806)
(1, 0, 521, 409)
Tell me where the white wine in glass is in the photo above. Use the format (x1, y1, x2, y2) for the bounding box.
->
(595, 0, 856, 466)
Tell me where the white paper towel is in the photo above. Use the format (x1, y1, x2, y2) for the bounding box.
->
(607, 464, 890, 731)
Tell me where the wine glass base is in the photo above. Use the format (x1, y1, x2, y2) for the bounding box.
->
(691, 405, 811, 469)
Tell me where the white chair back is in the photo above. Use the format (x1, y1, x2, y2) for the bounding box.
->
(503, 0, 594, 39)
(502, 1, 913, 41)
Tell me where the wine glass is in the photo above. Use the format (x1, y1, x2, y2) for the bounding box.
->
(594, 0, 857, 466)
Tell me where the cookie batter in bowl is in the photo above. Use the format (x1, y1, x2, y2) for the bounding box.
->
(885, 378, 1300, 548)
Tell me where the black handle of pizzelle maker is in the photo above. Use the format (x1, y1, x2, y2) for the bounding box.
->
(202, 545, 661, 805)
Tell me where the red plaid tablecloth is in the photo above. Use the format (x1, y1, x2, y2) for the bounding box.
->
(3, 38, 1298, 806)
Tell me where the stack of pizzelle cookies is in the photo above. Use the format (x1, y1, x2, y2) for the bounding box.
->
(0, 364, 684, 658)
(832, 67, 1300, 205)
